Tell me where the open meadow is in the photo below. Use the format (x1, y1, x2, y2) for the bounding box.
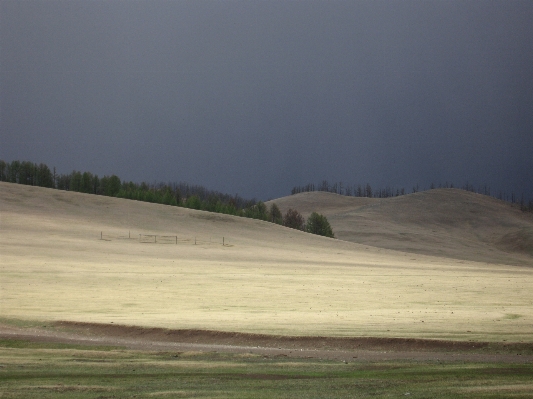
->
(1, 182, 533, 397)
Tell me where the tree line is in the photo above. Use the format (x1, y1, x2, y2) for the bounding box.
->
(237, 202, 334, 238)
(0, 159, 335, 237)
(291, 181, 405, 198)
(0, 160, 55, 188)
(291, 179, 533, 212)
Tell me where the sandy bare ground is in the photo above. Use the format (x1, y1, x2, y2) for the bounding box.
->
(1, 321, 532, 364)
(1, 182, 532, 343)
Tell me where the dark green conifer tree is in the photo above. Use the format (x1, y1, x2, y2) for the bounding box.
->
(306, 212, 334, 238)
(269, 203, 283, 224)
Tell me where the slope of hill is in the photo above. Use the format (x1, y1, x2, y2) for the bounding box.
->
(1, 182, 532, 341)
(267, 189, 533, 265)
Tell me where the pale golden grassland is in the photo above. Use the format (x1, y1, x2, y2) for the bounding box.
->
(1, 182, 532, 341)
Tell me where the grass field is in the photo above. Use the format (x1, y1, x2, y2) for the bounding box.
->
(1, 183, 532, 340)
(0, 183, 533, 341)
(2, 339, 533, 398)
(1, 182, 533, 397)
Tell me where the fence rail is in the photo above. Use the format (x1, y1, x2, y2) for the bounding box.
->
(100, 231, 231, 246)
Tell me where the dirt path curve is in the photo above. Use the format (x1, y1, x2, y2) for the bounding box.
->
(1, 321, 532, 364)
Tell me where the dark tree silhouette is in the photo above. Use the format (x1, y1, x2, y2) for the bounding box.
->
(36, 163, 54, 188)
(0, 160, 6, 181)
(283, 208, 305, 230)
(70, 171, 82, 192)
(269, 203, 283, 224)
(365, 183, 373, 198)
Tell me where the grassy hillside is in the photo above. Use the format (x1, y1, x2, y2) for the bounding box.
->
(267, 189, 533, 265)
(1, 182, 532, 341)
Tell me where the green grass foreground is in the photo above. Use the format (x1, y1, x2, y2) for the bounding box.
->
(1, 339, 532, 398)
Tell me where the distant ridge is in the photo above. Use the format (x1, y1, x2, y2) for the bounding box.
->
(268, 188, 533, 265)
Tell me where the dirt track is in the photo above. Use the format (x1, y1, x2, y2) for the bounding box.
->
(2, 321, 532, 364)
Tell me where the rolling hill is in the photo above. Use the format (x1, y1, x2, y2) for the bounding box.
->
(1, 182, 532, 341)
(267, 189, 533, 266)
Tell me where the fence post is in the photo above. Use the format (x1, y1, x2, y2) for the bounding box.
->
(100, 231, 102, 240)
(175, 236, 177, 245)
(223, 237, 225, 246)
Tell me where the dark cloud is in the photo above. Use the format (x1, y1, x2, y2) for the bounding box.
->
(1, 0, 532, 200)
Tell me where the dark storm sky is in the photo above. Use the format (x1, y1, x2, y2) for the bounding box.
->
(1, 0, 532, 200)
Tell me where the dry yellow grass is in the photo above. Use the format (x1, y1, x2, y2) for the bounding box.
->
(268, 189, 533, 265)
(1, 182, 532, 341)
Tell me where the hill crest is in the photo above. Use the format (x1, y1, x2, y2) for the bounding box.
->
(268, 188, 533, 265)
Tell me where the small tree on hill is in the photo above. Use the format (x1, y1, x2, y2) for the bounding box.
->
(283, 208, 305, 230)
(101, 174, 121, 197)
(269, 203, 283, 224)
(244, 201, 268, 220)
(163, 188, 178, 206)
(306, 212, 334, 238)
(365, 183, 373, 198)
(0, 160, 6, 181)
(185, 195, 202, 210)
(70, 171, 82, 192)
(81, 172, 93, 193)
